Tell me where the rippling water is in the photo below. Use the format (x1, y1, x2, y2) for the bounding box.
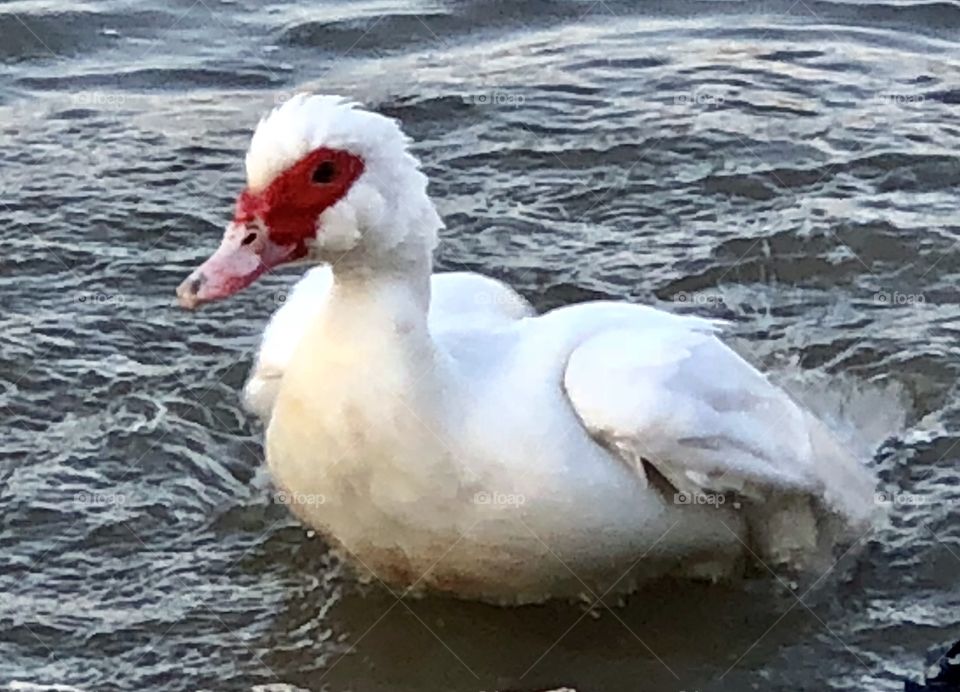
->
(2, 1, 960, 690)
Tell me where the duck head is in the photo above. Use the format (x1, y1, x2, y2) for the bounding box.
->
(177, 94, 442, 309)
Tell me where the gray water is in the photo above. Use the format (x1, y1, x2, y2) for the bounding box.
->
(2, 1, 960, 690)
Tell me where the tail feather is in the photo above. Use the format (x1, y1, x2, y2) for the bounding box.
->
(747, 411, 878, 573)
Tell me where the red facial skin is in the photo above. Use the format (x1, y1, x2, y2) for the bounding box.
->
(176, 147, 365, 309)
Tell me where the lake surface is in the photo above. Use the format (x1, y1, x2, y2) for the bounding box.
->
(2, 0, 960, 690)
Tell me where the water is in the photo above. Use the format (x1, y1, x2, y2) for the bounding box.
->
(2, 0, 959, 690)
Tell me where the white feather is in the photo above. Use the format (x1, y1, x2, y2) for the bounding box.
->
(244, 266, 534, 421)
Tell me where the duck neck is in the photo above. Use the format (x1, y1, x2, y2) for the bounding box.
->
(325, 234, 434, 351)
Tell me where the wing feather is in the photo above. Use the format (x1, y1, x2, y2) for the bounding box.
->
(563, 323, 875, 523)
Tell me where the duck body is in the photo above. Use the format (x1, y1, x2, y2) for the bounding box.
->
(265, 271, 749, 603)
(176, 94, 878, 604)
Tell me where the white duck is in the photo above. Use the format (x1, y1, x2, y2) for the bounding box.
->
(177, 94, 877, 604)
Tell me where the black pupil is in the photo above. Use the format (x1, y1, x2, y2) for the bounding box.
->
(313, 161, 336, 184)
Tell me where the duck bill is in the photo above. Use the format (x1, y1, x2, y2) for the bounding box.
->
(176, 223, 303, 309)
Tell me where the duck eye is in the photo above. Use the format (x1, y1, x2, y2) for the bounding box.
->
(312, 161, 336, 184)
